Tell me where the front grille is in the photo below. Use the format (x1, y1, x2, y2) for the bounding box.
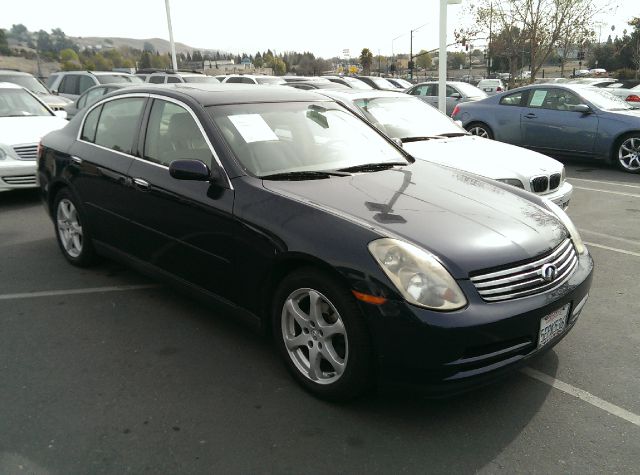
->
(549, 173, 561, 190)
(470, 239, 578, 302)
(530, 175, 549, 193)
(2, 174, 37, 185)
(12, 144, 38, 161)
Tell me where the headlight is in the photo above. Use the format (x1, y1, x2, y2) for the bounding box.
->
(560, 166, 566, 183)
(496, 178, 524, 189)
(544, 199, 586, 255)
(368, 238, 467, 311)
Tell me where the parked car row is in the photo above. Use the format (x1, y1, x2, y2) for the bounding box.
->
(36, 82, 594, 401)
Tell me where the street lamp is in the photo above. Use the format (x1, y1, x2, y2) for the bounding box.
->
(391, 34, 405, 77)
(410, 23, 427, 81)
(165, 0, 178, 71)
(438, 0, 462, 113)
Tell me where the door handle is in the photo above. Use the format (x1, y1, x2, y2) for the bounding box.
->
(524, 113, 537, 119)
(133, 178, 150, 191)
(70, 155, 83, 164)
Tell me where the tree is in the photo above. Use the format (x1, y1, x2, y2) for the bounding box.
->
(143, 41, 155, 52)
(415, 50, 432, 70)
(359, 48, 373, 75)
(9, 24, 29, 42)
(461, 0, 604, 83)
(140, 51, 152, 69)
(0, 29, 10, 55)
(271, 57, 286, 75)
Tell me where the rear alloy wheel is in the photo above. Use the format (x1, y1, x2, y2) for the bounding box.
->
(54, 189, 98, 266)
(273, 268, 374, 401)
(466, 123, 493, 139)
(616, 135, 640, 173)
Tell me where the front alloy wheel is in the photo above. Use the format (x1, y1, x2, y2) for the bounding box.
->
(281, 288, 348, 385)
(467, 124, 492, 139)
(617, 136, 640, 173)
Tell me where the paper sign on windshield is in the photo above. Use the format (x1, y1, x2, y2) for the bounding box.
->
(229, 114, 279, 143)
(529, 90, 548, 107)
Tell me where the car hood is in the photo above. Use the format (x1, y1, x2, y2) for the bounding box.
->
(601, 108, 640, 119)
(403, 136, 563, 183)
(0, 116, 68, 146)
(262, 160, 567, 278)
(37, 93, 73, 106)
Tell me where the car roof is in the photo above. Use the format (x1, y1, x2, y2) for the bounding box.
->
(108, 83, 329, 106)
(0, 70, 33, 76)
(312, 88, 408, 101)
(0, 81, 25, 89)
(56, 71, 134, 76)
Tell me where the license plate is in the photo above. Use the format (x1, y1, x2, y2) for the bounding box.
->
(538, 304, 570, 348)
(484, 88, 493, 92)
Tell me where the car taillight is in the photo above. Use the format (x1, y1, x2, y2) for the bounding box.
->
(37, 140, 43, 160)
(626, 94, 640, 102)
(496, 86, 503, 92)
(451, 105, 460, 118)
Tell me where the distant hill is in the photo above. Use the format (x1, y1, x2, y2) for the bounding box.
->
(71, 36, 220, 55)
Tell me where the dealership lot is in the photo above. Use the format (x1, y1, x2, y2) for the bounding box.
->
(0, 162, 638, 473)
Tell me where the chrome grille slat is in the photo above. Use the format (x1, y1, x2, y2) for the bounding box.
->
(12, 144, 38, 161)
(471, 238, 578, 303)
(2, 174, 37, 185)
(471, 239, 572, 283)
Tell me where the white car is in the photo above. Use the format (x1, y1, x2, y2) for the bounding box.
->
(318, 89, 573, 208)
(0, 83, 68, 191)
(477, 79, 505, 95)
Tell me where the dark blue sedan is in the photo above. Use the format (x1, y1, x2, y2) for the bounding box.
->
(452, 84, 640, 173)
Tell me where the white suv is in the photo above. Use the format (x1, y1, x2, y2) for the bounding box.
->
(476, 79, 505, 95)
(47, 71, 142, 100)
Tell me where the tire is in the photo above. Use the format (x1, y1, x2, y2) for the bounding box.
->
(53, 188, 98, 267)
(613, 133, 640, 174)
(272, 267, 375, 401)
(466, 122, 494, 140)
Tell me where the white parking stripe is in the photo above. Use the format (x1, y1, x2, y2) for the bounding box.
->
(521, 368, 640, 427)
(584, 241, 640, 258)
(579, 229, 640, 246)
(574, 186, 640, 199)
(570, 177, 640, 190)
(0, 284, 161, 301)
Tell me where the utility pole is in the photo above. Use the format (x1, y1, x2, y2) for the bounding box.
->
(410, 24, 427, 81)
(439, 0, 462, 113)
(487, 1, 492, 78)
(391, 34, 404, 77)
(165, 0, 178, 71)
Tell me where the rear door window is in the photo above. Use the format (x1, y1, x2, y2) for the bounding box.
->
(81, 105, 102, 142)
(167, 76, 182, 83)
(500, 91, 527, 106)
(94, 98, 146, 154)
(78, 75, 96, 95)
(149, 75, 166, 84)
(59, 75, 79, 95)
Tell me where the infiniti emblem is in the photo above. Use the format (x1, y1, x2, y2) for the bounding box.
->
(540, 263, 557, 282)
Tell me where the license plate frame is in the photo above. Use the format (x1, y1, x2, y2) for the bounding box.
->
(538, 304, 570, 349)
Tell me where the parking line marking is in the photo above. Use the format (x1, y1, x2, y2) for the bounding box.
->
(584, 241, 640, 258)
(574, 186, 640, 199)
(0, 284, 161, 301)
(579, 229, 640, 246)
(570, 177, 640, 190)
(521, 367, 640, 427)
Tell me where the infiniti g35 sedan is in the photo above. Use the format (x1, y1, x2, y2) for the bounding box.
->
(38, 84, 594, 400)
(453, 84, 640, 174)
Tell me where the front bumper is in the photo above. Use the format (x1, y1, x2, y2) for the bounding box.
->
(359, 251, 593, 395)
(541, 181, 573, 210)
(0, 160, 38, 191)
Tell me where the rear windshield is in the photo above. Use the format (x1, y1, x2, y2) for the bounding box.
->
(96, 75, 143, 84)
(182, 76, 221, 83)
(256, 77, 286, 85)
(454, 82, 487, 98)
(0, 75, 49, 94)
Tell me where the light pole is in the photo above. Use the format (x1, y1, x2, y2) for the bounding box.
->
(165, 0, 178, 71)
(391, 34, 405, 77)
(439, 0, 462, 113)
(410, 23, 427, 81)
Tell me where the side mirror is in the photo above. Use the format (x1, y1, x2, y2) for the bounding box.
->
(51, 89, 59, 95)
(449, 92, 462, 100)
(54, 110, 67, 119)
(572, 104, 591, 113)
(169, 159, 211, 181)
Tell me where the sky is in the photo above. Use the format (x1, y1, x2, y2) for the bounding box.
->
(2, 0, 637, 59)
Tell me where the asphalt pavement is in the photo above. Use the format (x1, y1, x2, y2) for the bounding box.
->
(0, 160, 638, 474)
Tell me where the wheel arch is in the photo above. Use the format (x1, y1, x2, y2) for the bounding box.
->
(610, 130, 640, 163)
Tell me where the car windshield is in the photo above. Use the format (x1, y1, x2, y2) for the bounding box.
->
(369, 77, 398, 89)
(183, 76, 220, 83)
(454, 82, 487, 98)
(1, 75, 50, 95)
(340, 77, 373, 90)
(577, 87, 632, 110)
(96, 75, 143, 84)
(353, 96, 463, 139)
(208, 101, 408, 177)
(0, 88, 52, 117)
(256, 77, 285, 85)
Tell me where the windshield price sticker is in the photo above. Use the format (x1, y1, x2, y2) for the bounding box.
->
(229, 114, 279, 143)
